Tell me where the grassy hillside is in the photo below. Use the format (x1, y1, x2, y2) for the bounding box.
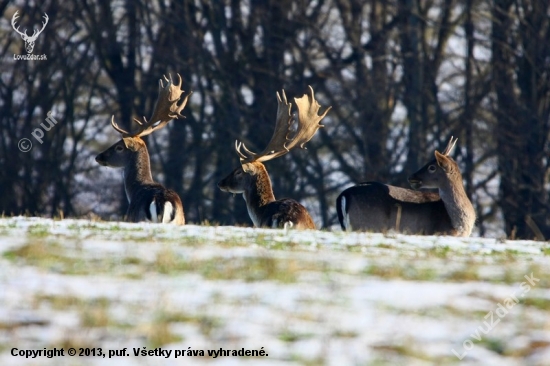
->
(1, 217, 549, 365)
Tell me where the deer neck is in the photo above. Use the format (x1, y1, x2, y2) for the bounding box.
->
(243, 165, 276, 226)
(438, 175, 475, 236)
(123, 147, 154, 203)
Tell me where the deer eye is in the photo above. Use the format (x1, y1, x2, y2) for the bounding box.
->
(428, 165, 437, 173)
(115, 145, 124, 152)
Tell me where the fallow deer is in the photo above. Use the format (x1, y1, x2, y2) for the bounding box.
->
(337, 137, 476, 236)
(95, 74, 191, 225)
(217, 86, 331, 229)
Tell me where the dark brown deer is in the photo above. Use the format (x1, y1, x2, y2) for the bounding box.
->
(95, 74, 191, 225)
(337, 137, 476, 236)
(217, 86, 331, 229)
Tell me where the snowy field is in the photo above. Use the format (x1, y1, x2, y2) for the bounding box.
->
(0, 217, 549, 366)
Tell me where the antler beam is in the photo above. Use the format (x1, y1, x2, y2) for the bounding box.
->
(236, 90, 293, 163)
(236, 86, 330, 165)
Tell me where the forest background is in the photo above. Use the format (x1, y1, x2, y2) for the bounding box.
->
(0, 0, 549, 239)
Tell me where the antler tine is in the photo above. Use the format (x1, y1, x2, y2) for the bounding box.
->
(235, 141, 253, 161)
(442, 136, 458, 156)
(11, 11, 26, 37)
(111, 115, 131, 136)
(287, 85, 331, 150)
(32, 13, 48, 39)
(131, 73, 192, 138)
(240, 142, 259, 157)
(133, 117, 145, 126)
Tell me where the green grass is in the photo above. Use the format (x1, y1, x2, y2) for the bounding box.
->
(278, 329, 314, 343)
(332, 330, 359, 338)
(198, 256, 300, 282)
(146, 310, 223, 346)
(149, 248, 321, 282)
(147, 314, 184, 348)
(289, 354, 326, 366)
(363, 263, 438, 281)
(4, 240, 312, 282)
(477, 337, 506, 355)
(370, 342, 434, 362)
(33, 294, 114, 327)
(4, 240, 78, 271)
(4, 240, 124, 275)
(521, 297, 550, 310)
(27, 224, 51, 238)
(34, 294, 85, 310)
(152, 249, 191, 274)
(80, 298, 112, 328)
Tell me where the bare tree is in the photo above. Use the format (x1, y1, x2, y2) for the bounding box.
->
(1, 0, 548, 238)
(491, 0, 550, 239)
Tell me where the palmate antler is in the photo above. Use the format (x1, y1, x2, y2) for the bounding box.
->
(236, 86, 331, 165)
(111, 74, 192, 138)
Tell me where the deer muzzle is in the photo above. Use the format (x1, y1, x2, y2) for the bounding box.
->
(95, 154, 108, 166)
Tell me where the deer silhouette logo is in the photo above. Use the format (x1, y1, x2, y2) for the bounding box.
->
(11, 11, 49, 54)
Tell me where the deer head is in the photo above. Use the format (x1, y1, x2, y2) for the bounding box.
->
(95, 74, 192, 168)
(218, 86, 330, 229)
(11, 11, 49, 54)
(408, 137, 459, 190)
(218, 86, 330, 200)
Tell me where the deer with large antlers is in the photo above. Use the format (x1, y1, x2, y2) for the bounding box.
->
(217, 86, 331, 230)
(11, 11, 49, 54)
(337, 137, 476, 236)
(95, 74, 191, 225)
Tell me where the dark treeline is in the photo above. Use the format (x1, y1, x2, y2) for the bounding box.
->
(0, 0, 549, 239)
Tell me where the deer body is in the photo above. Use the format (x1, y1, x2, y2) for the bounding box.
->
(337, 138, 476, 236)
(218, 86, 330, 230)
(96, 138, 184, 224)
(95, 74, 191, 225)
(218, 162, 315, 229)
(337, 182, 453, 234)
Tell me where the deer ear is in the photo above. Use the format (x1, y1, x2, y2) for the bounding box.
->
(434, 150, 451, 171)
(122, 137, 139, 151)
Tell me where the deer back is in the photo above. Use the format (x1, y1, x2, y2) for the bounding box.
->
(260, 198, 315, 229)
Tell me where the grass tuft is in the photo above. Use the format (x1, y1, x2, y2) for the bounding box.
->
(278, 329, 313, 343)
